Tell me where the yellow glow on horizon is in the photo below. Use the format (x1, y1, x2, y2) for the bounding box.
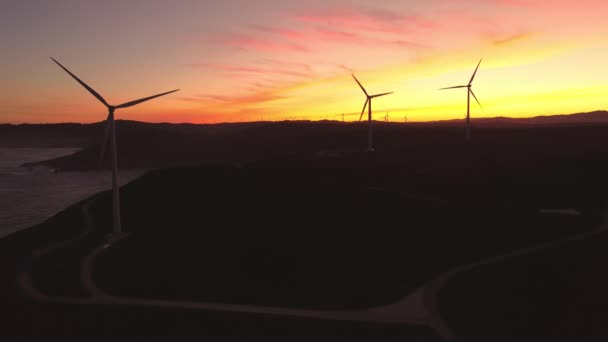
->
(3, 1, 608, 124)
(164, 32, 606, 124)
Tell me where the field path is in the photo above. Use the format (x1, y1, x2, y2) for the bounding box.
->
(18, 198, 608, 341)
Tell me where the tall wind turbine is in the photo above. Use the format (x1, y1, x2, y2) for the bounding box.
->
(51, 57, 179, 234)
(352, 74, 393, 152)
(440, 59, 483, 141)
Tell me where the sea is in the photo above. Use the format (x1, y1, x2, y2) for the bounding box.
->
(0, 148, 145, 238)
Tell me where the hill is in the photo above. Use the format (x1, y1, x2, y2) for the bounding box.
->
(2, 110, 608, 171)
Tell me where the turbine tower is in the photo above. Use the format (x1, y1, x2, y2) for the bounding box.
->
(440, 59, 483, 141)
(51, 57, 179, 234)
(352, 74, 393, 152)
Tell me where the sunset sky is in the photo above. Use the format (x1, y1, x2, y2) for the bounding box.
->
(1, 0, 607, 124)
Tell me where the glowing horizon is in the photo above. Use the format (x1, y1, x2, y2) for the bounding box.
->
(1, 0, 607, 124)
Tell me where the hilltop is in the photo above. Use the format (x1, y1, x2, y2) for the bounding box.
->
(1, 110, 608, 171)
(3, 111, 608, 341)
(426, 110, 608, 127)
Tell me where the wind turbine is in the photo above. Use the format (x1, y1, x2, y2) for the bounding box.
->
(50, 57, 179, 234)
(440, 59, 483, 141)
(352, 74, 393, 152)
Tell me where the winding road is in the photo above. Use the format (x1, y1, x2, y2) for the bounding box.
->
(17, 196, 608, 342)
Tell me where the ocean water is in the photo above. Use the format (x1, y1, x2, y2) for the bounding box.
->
(0, 148, 144, 238)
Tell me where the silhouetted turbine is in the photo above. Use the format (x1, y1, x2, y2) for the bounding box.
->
(440, 59, 483, 141)
(352, 74, 393, 152)
(50, 57, 179, 234)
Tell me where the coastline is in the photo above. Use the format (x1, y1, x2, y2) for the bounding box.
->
(0, 147, 146, 238)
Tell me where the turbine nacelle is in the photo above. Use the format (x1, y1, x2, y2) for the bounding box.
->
(439, 59, 483, 110)
(352, 74, 393, 122)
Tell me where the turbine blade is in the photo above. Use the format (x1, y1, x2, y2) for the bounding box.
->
(359, 98, 369, 121)
(116, 89, 180, 109)
(50, 57, 109, 107)
(470, 88, 483, 109)
(352, 74, 369, 96)
(372, 92, 394, 98)
(469, 58, 482, 85)
(439, 85, 467, 90)
(98, 112, 112, 168)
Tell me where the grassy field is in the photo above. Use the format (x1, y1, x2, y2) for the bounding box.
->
(1, 190, 441, 341)
(5, 122, 608, 340)
(437, 229, 608, 342)
(90, 145, 604, 309)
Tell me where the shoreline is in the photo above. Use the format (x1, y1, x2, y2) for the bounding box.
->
(0, 147, 147, 238)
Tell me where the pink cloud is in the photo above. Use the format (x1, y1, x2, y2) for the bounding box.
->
(290, 8, 437, 35)
(310, 27, 428, 49)
(190, 63, 312, 78)
(314, 28, 359, 43)
(493, 0, 550, 8)
(245, 25, 363, 45)
(490, 32, 534, 46)
(248, 25, 308, 40)
(211, 33, 310, 53)
(241, 24, 429, 51)
(492, 0, 607, 10)
(180, 92, 286, 107)
(258, 59, 313, 72)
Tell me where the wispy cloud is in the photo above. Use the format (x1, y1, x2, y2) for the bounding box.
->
(491, 32, 534, 46)
(179, 92, 287, 107)
(493, 0, 549, 8)
(258, 59, 313, 72)
(290, 7, 426, 34)
(190, 63, 312, 78)
(241, 24, 429, 51)
(247, 25, 308, 40)
(493, 0, 606, 10)
(209, 33, 311, 53)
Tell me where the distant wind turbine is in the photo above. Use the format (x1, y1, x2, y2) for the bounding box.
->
(352, 74, 393, 152)
(50, 57, 179, 234)
(440, 59, 483, 141)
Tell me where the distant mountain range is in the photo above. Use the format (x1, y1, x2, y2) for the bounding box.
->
(3, 110, 608, 171)
(1, 110, 608, 149)
(4, 110, 608, 130)
(418, 110, 608, 127)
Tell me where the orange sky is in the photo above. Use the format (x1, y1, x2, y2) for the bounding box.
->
(1, 0, 607, 124)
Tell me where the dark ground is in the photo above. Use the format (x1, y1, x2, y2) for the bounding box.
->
(4, 114, 608, 172)
(3, 120, 608, 341)
(91, 156, 599, 309)
(437, 228, 608, 342)
(0, 192, 440, 341)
